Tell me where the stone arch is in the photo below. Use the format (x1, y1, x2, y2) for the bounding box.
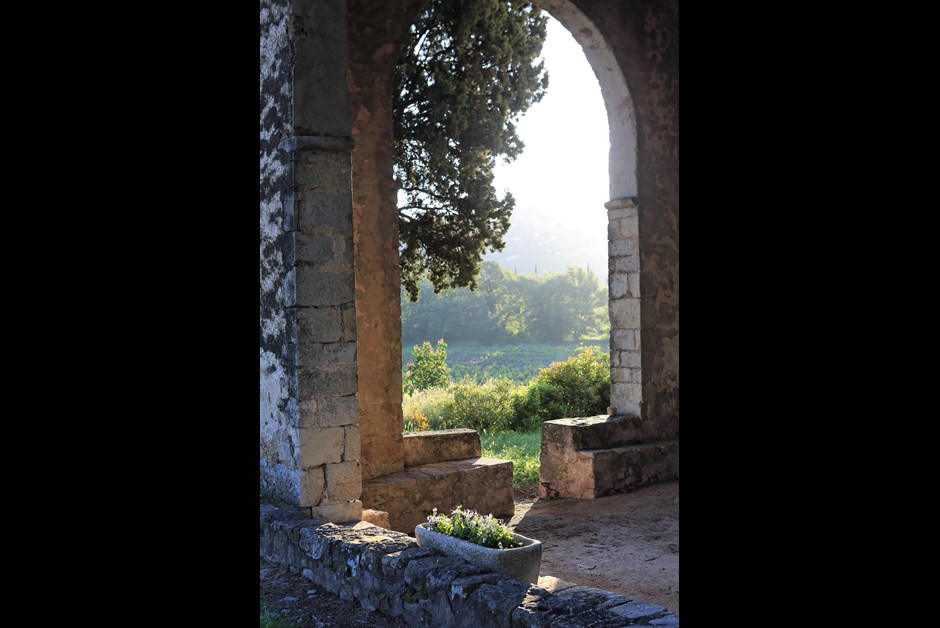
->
(532, 0, 642, 417)
(260, 0, 678, 521)
(347, 1, 677, 484)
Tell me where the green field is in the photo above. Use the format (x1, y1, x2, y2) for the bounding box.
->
(402, 340, 609, 384)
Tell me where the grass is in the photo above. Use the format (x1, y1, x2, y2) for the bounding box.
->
(480, 428, 541, 490)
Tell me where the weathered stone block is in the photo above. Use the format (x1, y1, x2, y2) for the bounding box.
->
(341, 303, 356, 340)
(608, 239, 636, 257)
(344, 425, 360, 461)
(618, 350, 641, 368)
(361, 508, 390, 529)
(609, 296, 641, 329)
(612, 254, 640, 273)
(325, 461, 362, 501)
(610, 383, 642, 411)
(610, 367, 629, 383)
(297, 189, 353, 232)
(296, 233, 335, 264)
(299, 466, 325, 507)
(403, 429, 482, 467)
(295, 266, 355, 306)
(298, 365, 357, 398)
(324, 341, 356, 364)
(316, 395, 358, 428)
(609, 272, 628, 299)
(629, 272, 641, 298)
(296, 306, 342, 343)
(611, 329, 636, 351)
(608, 218, 639, 240)
(310, 499, 363, 524)
(294, 149, 350, 192)
(609, 600, 669, 621)
(299, 426, 345, 467)
(650, 613, 681, 625)
(294, 342, 323, 367)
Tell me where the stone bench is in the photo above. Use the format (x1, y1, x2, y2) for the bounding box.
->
(363, 429, 515, 533)
(539, 415, 679, 499)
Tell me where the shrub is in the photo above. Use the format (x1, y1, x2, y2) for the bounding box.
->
(517, 345, 610, 423)
(403, 386, 457, 431)
(403, 400, 431, 432)
(450, 378, 525, 433)
(403, 339, 452, 395)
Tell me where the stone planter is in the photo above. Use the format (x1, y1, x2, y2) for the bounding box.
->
(414, 523, 542, 584)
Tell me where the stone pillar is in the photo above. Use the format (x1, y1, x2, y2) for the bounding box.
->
(290, 0, 361, 522)
(260, 0, 363, 524)
(606, 197, 642, 417)
(347, 0, 423, 481)
(287, 136, 361, 523)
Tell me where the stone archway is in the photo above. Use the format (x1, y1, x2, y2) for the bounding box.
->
(259, 0, 678, 523)
(348, 0, 675, 489)
(534, 0, 642, 418)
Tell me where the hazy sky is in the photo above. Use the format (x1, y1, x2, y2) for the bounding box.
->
(487, 16, 609, 276)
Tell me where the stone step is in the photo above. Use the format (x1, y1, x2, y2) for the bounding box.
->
(362, 457, 515, 534)
(540, 440, 679, 500)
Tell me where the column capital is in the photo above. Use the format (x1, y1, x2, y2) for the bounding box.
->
(604, 197, 638, 210)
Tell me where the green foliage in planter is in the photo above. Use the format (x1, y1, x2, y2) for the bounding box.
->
(426, 505, 522, 549)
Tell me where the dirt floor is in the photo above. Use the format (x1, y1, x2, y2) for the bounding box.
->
(509, 481, 679, 613)
(260, 481, 679, 625)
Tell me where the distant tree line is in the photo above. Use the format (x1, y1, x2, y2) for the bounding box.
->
(401, 261, 608, 344)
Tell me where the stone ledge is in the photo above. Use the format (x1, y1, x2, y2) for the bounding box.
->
(540, 424, 679, 500)
(362, 457, 514, 534)
(260, 504, 679, 626)
(541, 414, 647, 452)
(403, 428, 481, 467)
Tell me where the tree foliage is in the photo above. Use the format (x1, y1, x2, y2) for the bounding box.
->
(401, 261, 608, 344)
(395, 0, 549, 300)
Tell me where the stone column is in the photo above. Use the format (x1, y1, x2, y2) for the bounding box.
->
(286, 136, 361, 523)
(606, 197, 642, 417)
(346, 0, 424, 481)
(289, 0, 361, 522)
(260, 0, 362, 523)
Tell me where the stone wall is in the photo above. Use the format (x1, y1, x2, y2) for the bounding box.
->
(261, 504, 680, 626)
(260, 0, 300, 503)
